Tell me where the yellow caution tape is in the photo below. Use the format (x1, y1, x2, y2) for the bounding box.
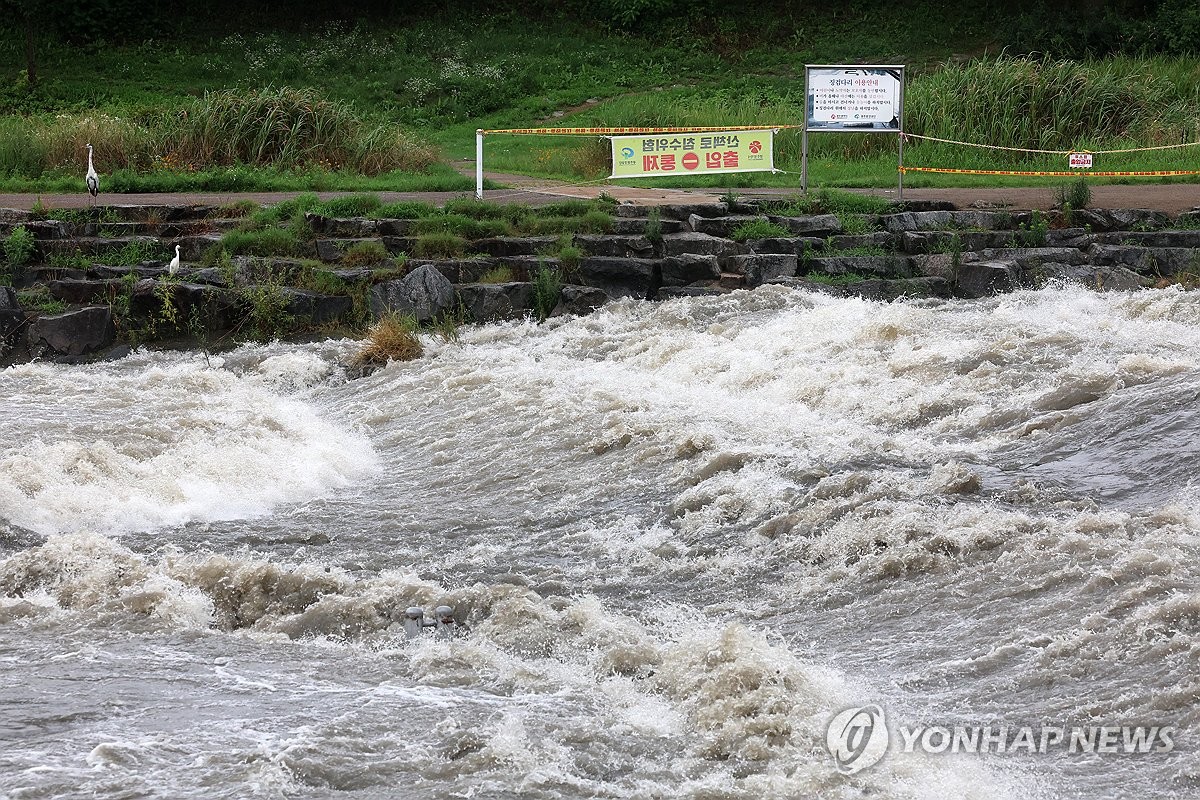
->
(900, 166, 1200, 177)
(483, 125, 800, 135)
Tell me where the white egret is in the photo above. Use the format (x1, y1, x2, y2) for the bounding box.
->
(85, 143, 99, 201)
(168, 244, 181, 276)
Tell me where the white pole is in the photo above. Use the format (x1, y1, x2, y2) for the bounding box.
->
(897, 68, 906, 202)
(475, 129, 484, 200)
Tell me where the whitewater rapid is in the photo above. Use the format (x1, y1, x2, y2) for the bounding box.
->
(2, 284, 1198, 799)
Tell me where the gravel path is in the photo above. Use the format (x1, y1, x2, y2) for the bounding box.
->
(0, 177, 1197, 213)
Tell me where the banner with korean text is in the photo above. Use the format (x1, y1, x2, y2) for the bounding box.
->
(609, 130, 775, 179)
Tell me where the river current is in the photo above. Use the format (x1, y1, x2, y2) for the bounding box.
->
(2, 283, 1198, 799)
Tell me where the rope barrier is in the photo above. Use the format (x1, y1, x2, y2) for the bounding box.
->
(902, 132, 1200, 156)
(481, 125, 800, 135)
(901, 133, 1068, 154)
(899, 166, 1200, 177)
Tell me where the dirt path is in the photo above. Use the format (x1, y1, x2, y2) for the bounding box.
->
(1, 176, 1197, 213)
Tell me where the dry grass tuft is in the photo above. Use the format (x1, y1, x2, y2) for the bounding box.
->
(353, 312, 422, 367)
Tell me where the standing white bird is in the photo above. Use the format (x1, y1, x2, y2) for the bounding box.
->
(168, 244, 181, 276)
(85, 143, 99, 201)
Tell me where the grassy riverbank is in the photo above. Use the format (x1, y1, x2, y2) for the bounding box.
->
(1, 4, 1198, 193)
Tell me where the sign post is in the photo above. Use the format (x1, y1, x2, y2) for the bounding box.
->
(803, 65, 905, 199)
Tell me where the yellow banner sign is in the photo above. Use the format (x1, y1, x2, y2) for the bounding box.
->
(609, 130, 775, 178)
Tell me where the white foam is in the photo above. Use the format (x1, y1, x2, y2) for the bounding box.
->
(0, 351, 377, 535)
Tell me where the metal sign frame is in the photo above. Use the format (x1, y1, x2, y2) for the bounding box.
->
(802, 64, 906, 198)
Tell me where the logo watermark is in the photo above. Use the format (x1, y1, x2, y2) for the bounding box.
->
(826, 705, 1175, 774)
(826, 705, 889, 774)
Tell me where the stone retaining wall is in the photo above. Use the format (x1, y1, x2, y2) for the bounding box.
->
(2, 200, 1198, 364)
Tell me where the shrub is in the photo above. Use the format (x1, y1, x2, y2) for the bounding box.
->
(645, 207, 663, 247)
(569, 137, 610, 178)
(1019, 210, 1050, 246)
(353, 312, 422, 366)
(731, 219, 789, 242)
(1054, 177, 1092, 210)
(532, 263, 562, 321)
(4, 225, 36, 267)
(241, 280, 294, 340)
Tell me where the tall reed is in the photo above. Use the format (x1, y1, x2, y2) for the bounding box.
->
(0, 87, 438, 181)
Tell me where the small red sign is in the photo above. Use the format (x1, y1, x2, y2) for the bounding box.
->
(682, 152, 700, 170)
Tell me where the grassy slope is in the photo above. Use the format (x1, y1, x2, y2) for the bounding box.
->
(1, 6, 1197, 192)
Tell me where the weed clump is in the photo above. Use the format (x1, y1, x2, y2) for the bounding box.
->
(1054, 177, 1092, 211)
(3, 225, 35, 270)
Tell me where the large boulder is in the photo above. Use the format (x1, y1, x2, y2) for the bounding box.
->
(281, 288, 353, 326)
(572, 234, 655, 258)
(661, 254, 720, 286)
(26, 306, 115, 358)
(552, 285, 610, 317)
(48, 278, 124, 305)
(369, 263, 455, 323)
(473, 236, 559, 257)
(956, 259, 1020, 298)
(577, 256, 656, 299)
(0, 287, 25, 340)
(662, 232, 747, 260)
(766, 213, 842, 236)
(457, 282, 535, 323)
(688, 214, 762, 238)
(1087, 245, 1198, 276)
(728, 254, 798, 287)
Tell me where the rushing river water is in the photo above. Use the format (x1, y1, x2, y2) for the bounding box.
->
(2, 283, 1199, 799)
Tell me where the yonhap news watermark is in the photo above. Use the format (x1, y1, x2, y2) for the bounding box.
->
(827, 705, 1176, 775)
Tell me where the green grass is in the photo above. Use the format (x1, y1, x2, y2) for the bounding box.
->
(478, 266, 515, 283)
(3, 10, 1200, 194)
(16, 286, 67, 315)
(731, 219, 789, 242)
(414, 214, 512, 239)
(220, 227, 303, 257)
(415, 232, 467, 258)
(340, 240, 389, 266)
